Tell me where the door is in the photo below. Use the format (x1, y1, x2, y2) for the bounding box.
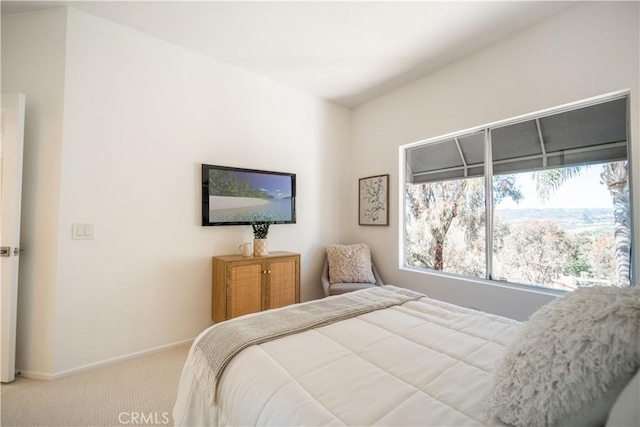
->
(227, 260, 264, 320)
(266, 256, 299, 310)
(1, 93, 26, 383)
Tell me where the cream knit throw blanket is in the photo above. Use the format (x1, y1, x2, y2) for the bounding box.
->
(189, 285, 425, 403)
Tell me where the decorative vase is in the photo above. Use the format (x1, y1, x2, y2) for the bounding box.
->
(254, 238, 268, 257)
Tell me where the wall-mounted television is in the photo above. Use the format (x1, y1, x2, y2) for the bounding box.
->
(202, 164, 296, 226)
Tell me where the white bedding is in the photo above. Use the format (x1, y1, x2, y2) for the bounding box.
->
(173, 293, 520, 426)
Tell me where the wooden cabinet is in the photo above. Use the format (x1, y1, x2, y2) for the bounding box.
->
(212, 251, 300, 322)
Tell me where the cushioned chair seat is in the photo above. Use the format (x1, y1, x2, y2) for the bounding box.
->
(321, 258, 384, 297)
(326, 282, 378, 295)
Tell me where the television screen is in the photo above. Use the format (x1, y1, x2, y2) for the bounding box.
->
(202, 164, 296, 226)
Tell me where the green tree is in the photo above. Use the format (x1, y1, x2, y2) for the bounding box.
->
(500, 220, 572, 286)
(209, 170, 273, 199)
(406, 176, 522, 274)
(565, 232, 593, 278)
(534, 161, 630, 287)
(589, 233, 616, 284)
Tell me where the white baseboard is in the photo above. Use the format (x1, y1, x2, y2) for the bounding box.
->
(15, 370, 54, 381)
(18, 338, 194, 381)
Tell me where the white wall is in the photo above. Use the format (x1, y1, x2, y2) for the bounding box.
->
(3, 7, 351, 376)
(1, 8, 67, 377)
(4, 1, 637, 377)
(350, 2, 640, 321)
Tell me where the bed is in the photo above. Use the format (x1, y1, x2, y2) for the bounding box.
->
(173, 285, 520, 426)
(173, 284, 640, 426)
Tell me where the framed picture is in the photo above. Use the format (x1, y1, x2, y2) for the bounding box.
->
(359, 174, 389, 226)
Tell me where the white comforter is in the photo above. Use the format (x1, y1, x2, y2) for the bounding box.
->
(173, 294, 519, 426)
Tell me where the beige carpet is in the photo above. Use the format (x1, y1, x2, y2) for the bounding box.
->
(1, 344, 190, 427)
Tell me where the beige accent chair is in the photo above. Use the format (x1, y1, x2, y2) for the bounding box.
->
(321, 258, 384, 297)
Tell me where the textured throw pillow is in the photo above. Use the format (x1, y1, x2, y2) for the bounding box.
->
(326, 244, 376, 284)
(487, 286, 640, 427)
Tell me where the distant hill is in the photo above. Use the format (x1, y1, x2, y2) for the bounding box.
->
(495, 208, 614, 233)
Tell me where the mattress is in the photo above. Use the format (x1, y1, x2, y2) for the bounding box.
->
(173, 290, 520, 426)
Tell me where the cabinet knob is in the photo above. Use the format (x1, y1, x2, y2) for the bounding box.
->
(267, 270, 271, 274)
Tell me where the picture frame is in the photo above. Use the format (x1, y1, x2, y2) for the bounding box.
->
(359, 174, 389, 226)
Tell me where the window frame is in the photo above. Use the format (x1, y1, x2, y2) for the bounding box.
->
(399, 90, 635, 292)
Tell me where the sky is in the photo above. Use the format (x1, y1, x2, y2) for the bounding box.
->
(496, 166, 614, 210)
(235, 171, 293, 199)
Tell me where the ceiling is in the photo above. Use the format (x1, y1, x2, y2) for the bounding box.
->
(1, 1, 580, 108)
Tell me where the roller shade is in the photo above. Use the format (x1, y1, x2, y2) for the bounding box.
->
(407, 97, 628, 184)
(408, 131, 485, 184)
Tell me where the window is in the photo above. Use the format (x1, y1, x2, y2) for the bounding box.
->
(403, 94, 633, 291)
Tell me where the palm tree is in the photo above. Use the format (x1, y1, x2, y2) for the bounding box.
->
(534, 161, 630, 287)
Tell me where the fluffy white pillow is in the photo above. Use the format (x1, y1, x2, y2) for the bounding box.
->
(326, 244, 376, 284)
(487, 286, 640, 427)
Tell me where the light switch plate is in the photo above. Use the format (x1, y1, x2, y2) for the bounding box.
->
(72, 223, 95, 240)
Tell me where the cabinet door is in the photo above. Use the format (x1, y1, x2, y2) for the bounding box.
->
(227, 261, 264, 319)
(266, 256, 299, 310)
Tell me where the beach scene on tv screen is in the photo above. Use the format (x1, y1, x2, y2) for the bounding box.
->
(208, 169, 293, 222)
